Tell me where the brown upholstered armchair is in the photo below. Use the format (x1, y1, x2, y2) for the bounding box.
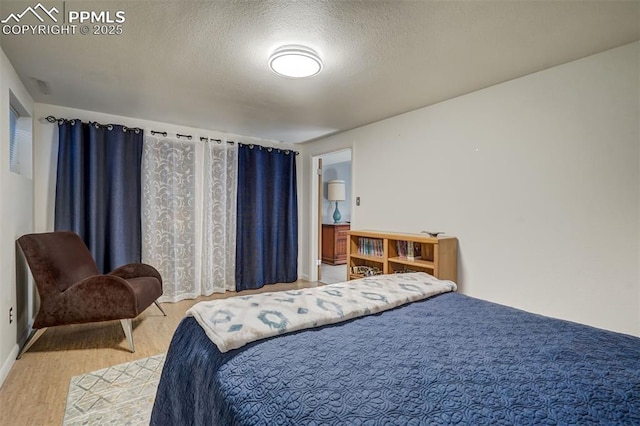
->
(16, 231, 165, 359)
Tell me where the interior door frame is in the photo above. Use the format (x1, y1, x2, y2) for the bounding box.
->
(310, 149, 353, 283)
(317, 158, 323, 281)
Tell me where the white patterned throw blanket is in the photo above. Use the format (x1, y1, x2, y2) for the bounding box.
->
(187, 272, 456, 352)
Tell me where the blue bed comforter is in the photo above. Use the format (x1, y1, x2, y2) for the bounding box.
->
(151, 292, 640, 425)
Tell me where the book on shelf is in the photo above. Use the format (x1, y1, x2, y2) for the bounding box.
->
(396, 241, 422, 260)
(358, 237, 383, 257)
(407, 242, 414, 260)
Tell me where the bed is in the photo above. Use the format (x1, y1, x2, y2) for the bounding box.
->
(151, 273, 640, 425)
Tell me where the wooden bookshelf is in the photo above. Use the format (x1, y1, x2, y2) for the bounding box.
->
(346, 230, 458, 282)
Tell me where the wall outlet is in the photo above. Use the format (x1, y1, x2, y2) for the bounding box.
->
(9, 307, 13, 324)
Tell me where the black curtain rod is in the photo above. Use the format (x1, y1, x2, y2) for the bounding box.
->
(239, 143, 300, 156)
(200, 136, 233, 144)
(148, 133, 300, 155)
(150, 130, 196, 141)
(45, 115, 142, 133)
(46, 115, 299, 155)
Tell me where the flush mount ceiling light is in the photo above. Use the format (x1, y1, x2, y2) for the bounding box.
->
(269, 45, 323, 78)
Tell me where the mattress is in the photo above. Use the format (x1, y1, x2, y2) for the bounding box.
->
(151, 292, 640, 425)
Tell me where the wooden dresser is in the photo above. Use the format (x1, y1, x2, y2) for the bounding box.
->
(322, 223, 350, 265)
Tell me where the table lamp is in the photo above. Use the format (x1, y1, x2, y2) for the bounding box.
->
(327, 180, 346, 223)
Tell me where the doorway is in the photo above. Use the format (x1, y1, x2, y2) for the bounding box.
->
(311, 149, 352, 284)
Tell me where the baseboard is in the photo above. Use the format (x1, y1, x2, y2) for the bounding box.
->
(299, 273, 310, 282)
(17, 323, 32, 349)
(0, 344, 19, 388)
(0, 317, 31, 388)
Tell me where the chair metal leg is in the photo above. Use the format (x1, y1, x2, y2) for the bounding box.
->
(17, 328, 47, 359)
(154, 300, 167, 316)
(120, 319, 135, 353)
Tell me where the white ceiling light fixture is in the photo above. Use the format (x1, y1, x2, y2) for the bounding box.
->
(269, 45, 323, 79)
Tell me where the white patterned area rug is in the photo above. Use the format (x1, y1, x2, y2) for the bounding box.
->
(63, 354, 165, 425)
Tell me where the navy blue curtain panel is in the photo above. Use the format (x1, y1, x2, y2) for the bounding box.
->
(236, 145, 298, 291)
(54, 121, 143, 273)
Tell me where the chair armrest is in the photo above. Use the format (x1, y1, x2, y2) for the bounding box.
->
(55, 275, 139, 324)
(109, 263, 163, 287)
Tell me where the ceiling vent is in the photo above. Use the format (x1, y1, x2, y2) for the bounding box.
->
(32, 78, 51, 95)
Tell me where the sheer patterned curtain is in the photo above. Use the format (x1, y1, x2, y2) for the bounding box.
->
(201, 141, 237, 293)
(142, 136, 237, 302)
(142, 136, 198, 302)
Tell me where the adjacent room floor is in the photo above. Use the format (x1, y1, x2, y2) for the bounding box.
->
(319, 263, 347, 285)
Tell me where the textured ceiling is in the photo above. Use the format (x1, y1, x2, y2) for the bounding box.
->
(1, 1, 639, 143)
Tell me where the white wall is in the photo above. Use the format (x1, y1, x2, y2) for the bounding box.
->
(0, 47, 34, 387)
(301, 42, 640, 336)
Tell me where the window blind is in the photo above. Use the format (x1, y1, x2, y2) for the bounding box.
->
(9, 106, 18, 173)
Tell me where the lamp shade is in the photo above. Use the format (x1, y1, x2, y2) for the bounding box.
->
(327, 180, 346, 201)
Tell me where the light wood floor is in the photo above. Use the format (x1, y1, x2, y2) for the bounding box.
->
(0, 280, 318, 426)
